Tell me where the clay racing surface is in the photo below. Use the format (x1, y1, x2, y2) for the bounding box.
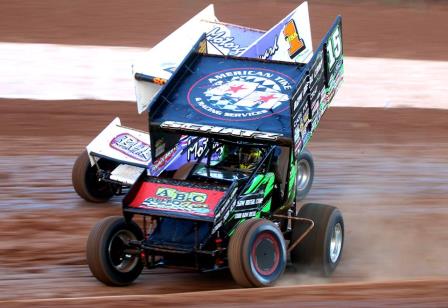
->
(1, 0, 448, 306)
(1, 103, 448, 306)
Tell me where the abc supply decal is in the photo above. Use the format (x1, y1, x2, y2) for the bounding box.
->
(129, 182, 225, 217)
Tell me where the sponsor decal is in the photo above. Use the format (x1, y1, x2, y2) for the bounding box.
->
(187, 68, 294, 122)
(236, 196, 264, 210)
(292, 80, 308, 111)
(234, 211, 257, 219)
(156, 187, 206, 203)
(187, 138, 224, 162)
(206, 27, 246, 56)
(198, 38, 208, 54)
(147, 145, 180, 176)
(283, 19, 306, 59)
(161, 121, 283, 141)
(130, 182, 225, 217)
(154, 138, 165, 158)
(258, 35, 279, 60)
(110, 133, 151, 162)
(215, 186, 238, 220)
(323, 23, 344, 108)
(187, 138, 210, 161)
(211, 221, 222, 234)
(291, 21, 343, 158)
(143, 189, 209, 215)
(294, 138, 303, 154)
(241, 4, 312, 63)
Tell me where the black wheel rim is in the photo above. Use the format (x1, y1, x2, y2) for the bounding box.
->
(251, 231, 280, 276)
(108, 230, 139, 273)
(85, 164, 113, 198)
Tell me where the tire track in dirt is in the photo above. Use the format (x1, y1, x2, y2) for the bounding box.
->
(0, 102, 447, 306)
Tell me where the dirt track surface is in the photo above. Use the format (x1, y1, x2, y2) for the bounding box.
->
(1, 0, 448, 306)
(2, 280, 448, 307)
(1, 0, 448, 60)
(1, 100, 448, 306)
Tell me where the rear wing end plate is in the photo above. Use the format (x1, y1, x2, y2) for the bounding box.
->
(290, 16, 344, 158)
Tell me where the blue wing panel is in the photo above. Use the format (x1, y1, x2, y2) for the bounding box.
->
(151, 55, 304, 136)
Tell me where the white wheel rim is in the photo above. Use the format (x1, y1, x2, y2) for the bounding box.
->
(329, 223, 343, 263)
(297, 159, 311, 191)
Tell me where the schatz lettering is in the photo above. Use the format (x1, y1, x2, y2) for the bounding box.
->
(160, 121, 283, 141)
(110, 133, 151, 162)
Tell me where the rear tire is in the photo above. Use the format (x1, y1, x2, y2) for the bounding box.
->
(86, 216, 144, 286)
(290, 203, 344, 276)
(72, 150, 115, 203)
(228, 219, 259, 287)
(228, 219, 286, 287)
(296, 149, 314, 200)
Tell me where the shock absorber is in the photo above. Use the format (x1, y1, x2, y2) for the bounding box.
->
(214, 232, 225, 267)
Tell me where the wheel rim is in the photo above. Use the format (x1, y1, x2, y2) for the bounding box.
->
(251, 232, 280, 276)
(329, 223, 343, 263)
(297, 159, 311, 192)
(86, 166, 113, 198)
(108, 229, 139, 273)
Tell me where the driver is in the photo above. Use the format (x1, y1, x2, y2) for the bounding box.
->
(218, 145, 262, 172)
(237, 147, 262, 171)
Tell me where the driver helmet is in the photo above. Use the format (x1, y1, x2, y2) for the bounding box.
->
(238, 148, 262, 171)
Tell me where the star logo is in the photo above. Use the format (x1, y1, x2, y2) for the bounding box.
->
(227, 84, 246, 93)
(259, 94, 277, 103)
(188, 68, 293, 121)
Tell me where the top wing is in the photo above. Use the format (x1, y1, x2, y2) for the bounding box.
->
(133, 5, 265, 113)
(133, 2, 315, 114)
(145, 16, 343, 163)
(147, 35, 306, 161)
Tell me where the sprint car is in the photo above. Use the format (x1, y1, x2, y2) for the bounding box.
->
(84, 6, 345, 287)
(72, 1, 317, 203)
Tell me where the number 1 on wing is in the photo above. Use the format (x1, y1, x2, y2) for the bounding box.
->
(283, 20, 306, 59)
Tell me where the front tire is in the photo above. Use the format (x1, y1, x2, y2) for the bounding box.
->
(296, 149, 314, 200)
(72, 150, 116, 203)
(290, 203, 344, 276)
(86, 216, 144, 286)
(228, 219, 287, 287)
